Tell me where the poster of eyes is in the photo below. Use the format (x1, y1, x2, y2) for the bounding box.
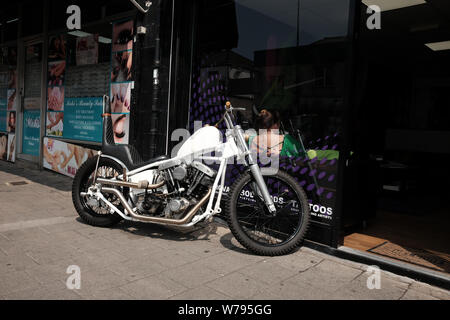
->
(110, 19, 134, 145)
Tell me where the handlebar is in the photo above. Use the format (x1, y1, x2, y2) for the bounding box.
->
(210, 101, 246, 128)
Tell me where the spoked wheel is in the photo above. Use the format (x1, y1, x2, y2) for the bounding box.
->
(226, 170, 310, 256)
(72, 156, 126, 227)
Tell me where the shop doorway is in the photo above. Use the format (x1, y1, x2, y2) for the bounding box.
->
(343, 1, 450, 274)
(17, 40, 45, 164)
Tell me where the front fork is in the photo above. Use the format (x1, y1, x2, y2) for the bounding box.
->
(249, 164, 277, 213)
(234, 125, 276, 213)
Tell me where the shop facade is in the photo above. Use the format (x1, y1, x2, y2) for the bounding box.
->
(0, 0, 139, 176)
(1, 0, 449, 282)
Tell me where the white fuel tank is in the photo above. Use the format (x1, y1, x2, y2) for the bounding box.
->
(177, 126, 222, 159)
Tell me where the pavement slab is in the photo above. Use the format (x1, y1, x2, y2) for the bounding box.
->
(0, 161, 448, 300)
(118, 274, 188, 299)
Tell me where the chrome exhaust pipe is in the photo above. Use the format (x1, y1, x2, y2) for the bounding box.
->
(101, 187, 212, 225)
(97, 178, 165, 190)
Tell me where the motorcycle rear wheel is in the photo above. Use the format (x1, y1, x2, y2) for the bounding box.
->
(72, 156, 125, 227)
(225, 170, 310, 256)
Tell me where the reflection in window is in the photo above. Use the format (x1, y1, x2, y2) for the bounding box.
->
(191, 0, 350, 147)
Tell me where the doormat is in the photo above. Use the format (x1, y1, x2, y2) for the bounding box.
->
(368, 242, 450, 273)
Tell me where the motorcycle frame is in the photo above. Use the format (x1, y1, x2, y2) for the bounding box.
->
(90, 107, 276, 227)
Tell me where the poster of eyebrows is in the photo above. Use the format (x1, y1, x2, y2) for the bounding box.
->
(110, 19, 134, 145)
(43, 137, 95, 178)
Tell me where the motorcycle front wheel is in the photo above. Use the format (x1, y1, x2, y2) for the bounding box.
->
(225, 170, 310, 256)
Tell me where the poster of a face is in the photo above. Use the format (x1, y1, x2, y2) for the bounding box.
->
(7, 111, 16, 133)
(48, 60, 66, 86)
(47, 86, 64, 111)
(111, 50, 132, 82)
(43, 138, 95, 178)
(26, 44, 42, 63)
(76, 34, 99, 66)
(7, 47, 17, 66)
(8, 70, 16, 89)
(48, 35, 66, 62)
(7, 134, 15, 162)
(111, 113, 130, 144)
(110, 82, 131, 113)
(0, 133, 7, 161)
(46, 112, 64, 137)
(7, 89, 17, 111)
(112, 20, 134, 52)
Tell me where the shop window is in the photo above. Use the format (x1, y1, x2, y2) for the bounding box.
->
(45, 21, 113, 145)
(192, 0, 350, 138)
(0, 46, 17, 163)
(45, 15, 135, 148)
(190, 0, 352, 232)
(64, 22, 112, 98)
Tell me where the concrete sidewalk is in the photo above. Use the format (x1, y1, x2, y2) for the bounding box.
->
(0, 161, 448, 300)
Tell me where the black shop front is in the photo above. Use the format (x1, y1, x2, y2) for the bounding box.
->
(135, 0, 450, 281)
(1, 0, 449, 283)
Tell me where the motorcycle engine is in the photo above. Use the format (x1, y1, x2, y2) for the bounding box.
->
(135, 161, 216, 219)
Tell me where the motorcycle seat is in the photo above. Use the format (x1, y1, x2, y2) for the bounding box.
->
(102, 144, 168, 171)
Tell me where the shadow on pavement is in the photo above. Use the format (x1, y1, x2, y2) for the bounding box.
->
(75, 216, 283, 257)
(76, 216, 225, 243)
(219, 232, 254, 255)
(0, 161, 72, 192)
(219, 231, 303, 256)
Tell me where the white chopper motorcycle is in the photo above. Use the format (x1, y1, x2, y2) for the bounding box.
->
(72, 98, 310, 256)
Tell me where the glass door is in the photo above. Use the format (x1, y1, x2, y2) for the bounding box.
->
(18, 41, 44, 162)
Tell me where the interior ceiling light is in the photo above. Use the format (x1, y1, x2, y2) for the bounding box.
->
(362, 0, 426, 12)
(67, 30, 111, 44)
(410, 24, 439, 33)
(425, 40, 450, 51)
(67, 30, 91, 37)
(6, 18, 19, 24)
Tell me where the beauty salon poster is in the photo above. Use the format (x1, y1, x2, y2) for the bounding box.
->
(43, 137, 95, 178)
(0, 99, 6, 132)
(64, 97, 103, 142)
(47, 96, 103, 143)
(110, 19, 134, 145)
(23, 109, 40, 156)
(76, 34, 99, 66)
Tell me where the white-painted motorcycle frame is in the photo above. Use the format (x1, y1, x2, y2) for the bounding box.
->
(89, 104, 277, 228)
